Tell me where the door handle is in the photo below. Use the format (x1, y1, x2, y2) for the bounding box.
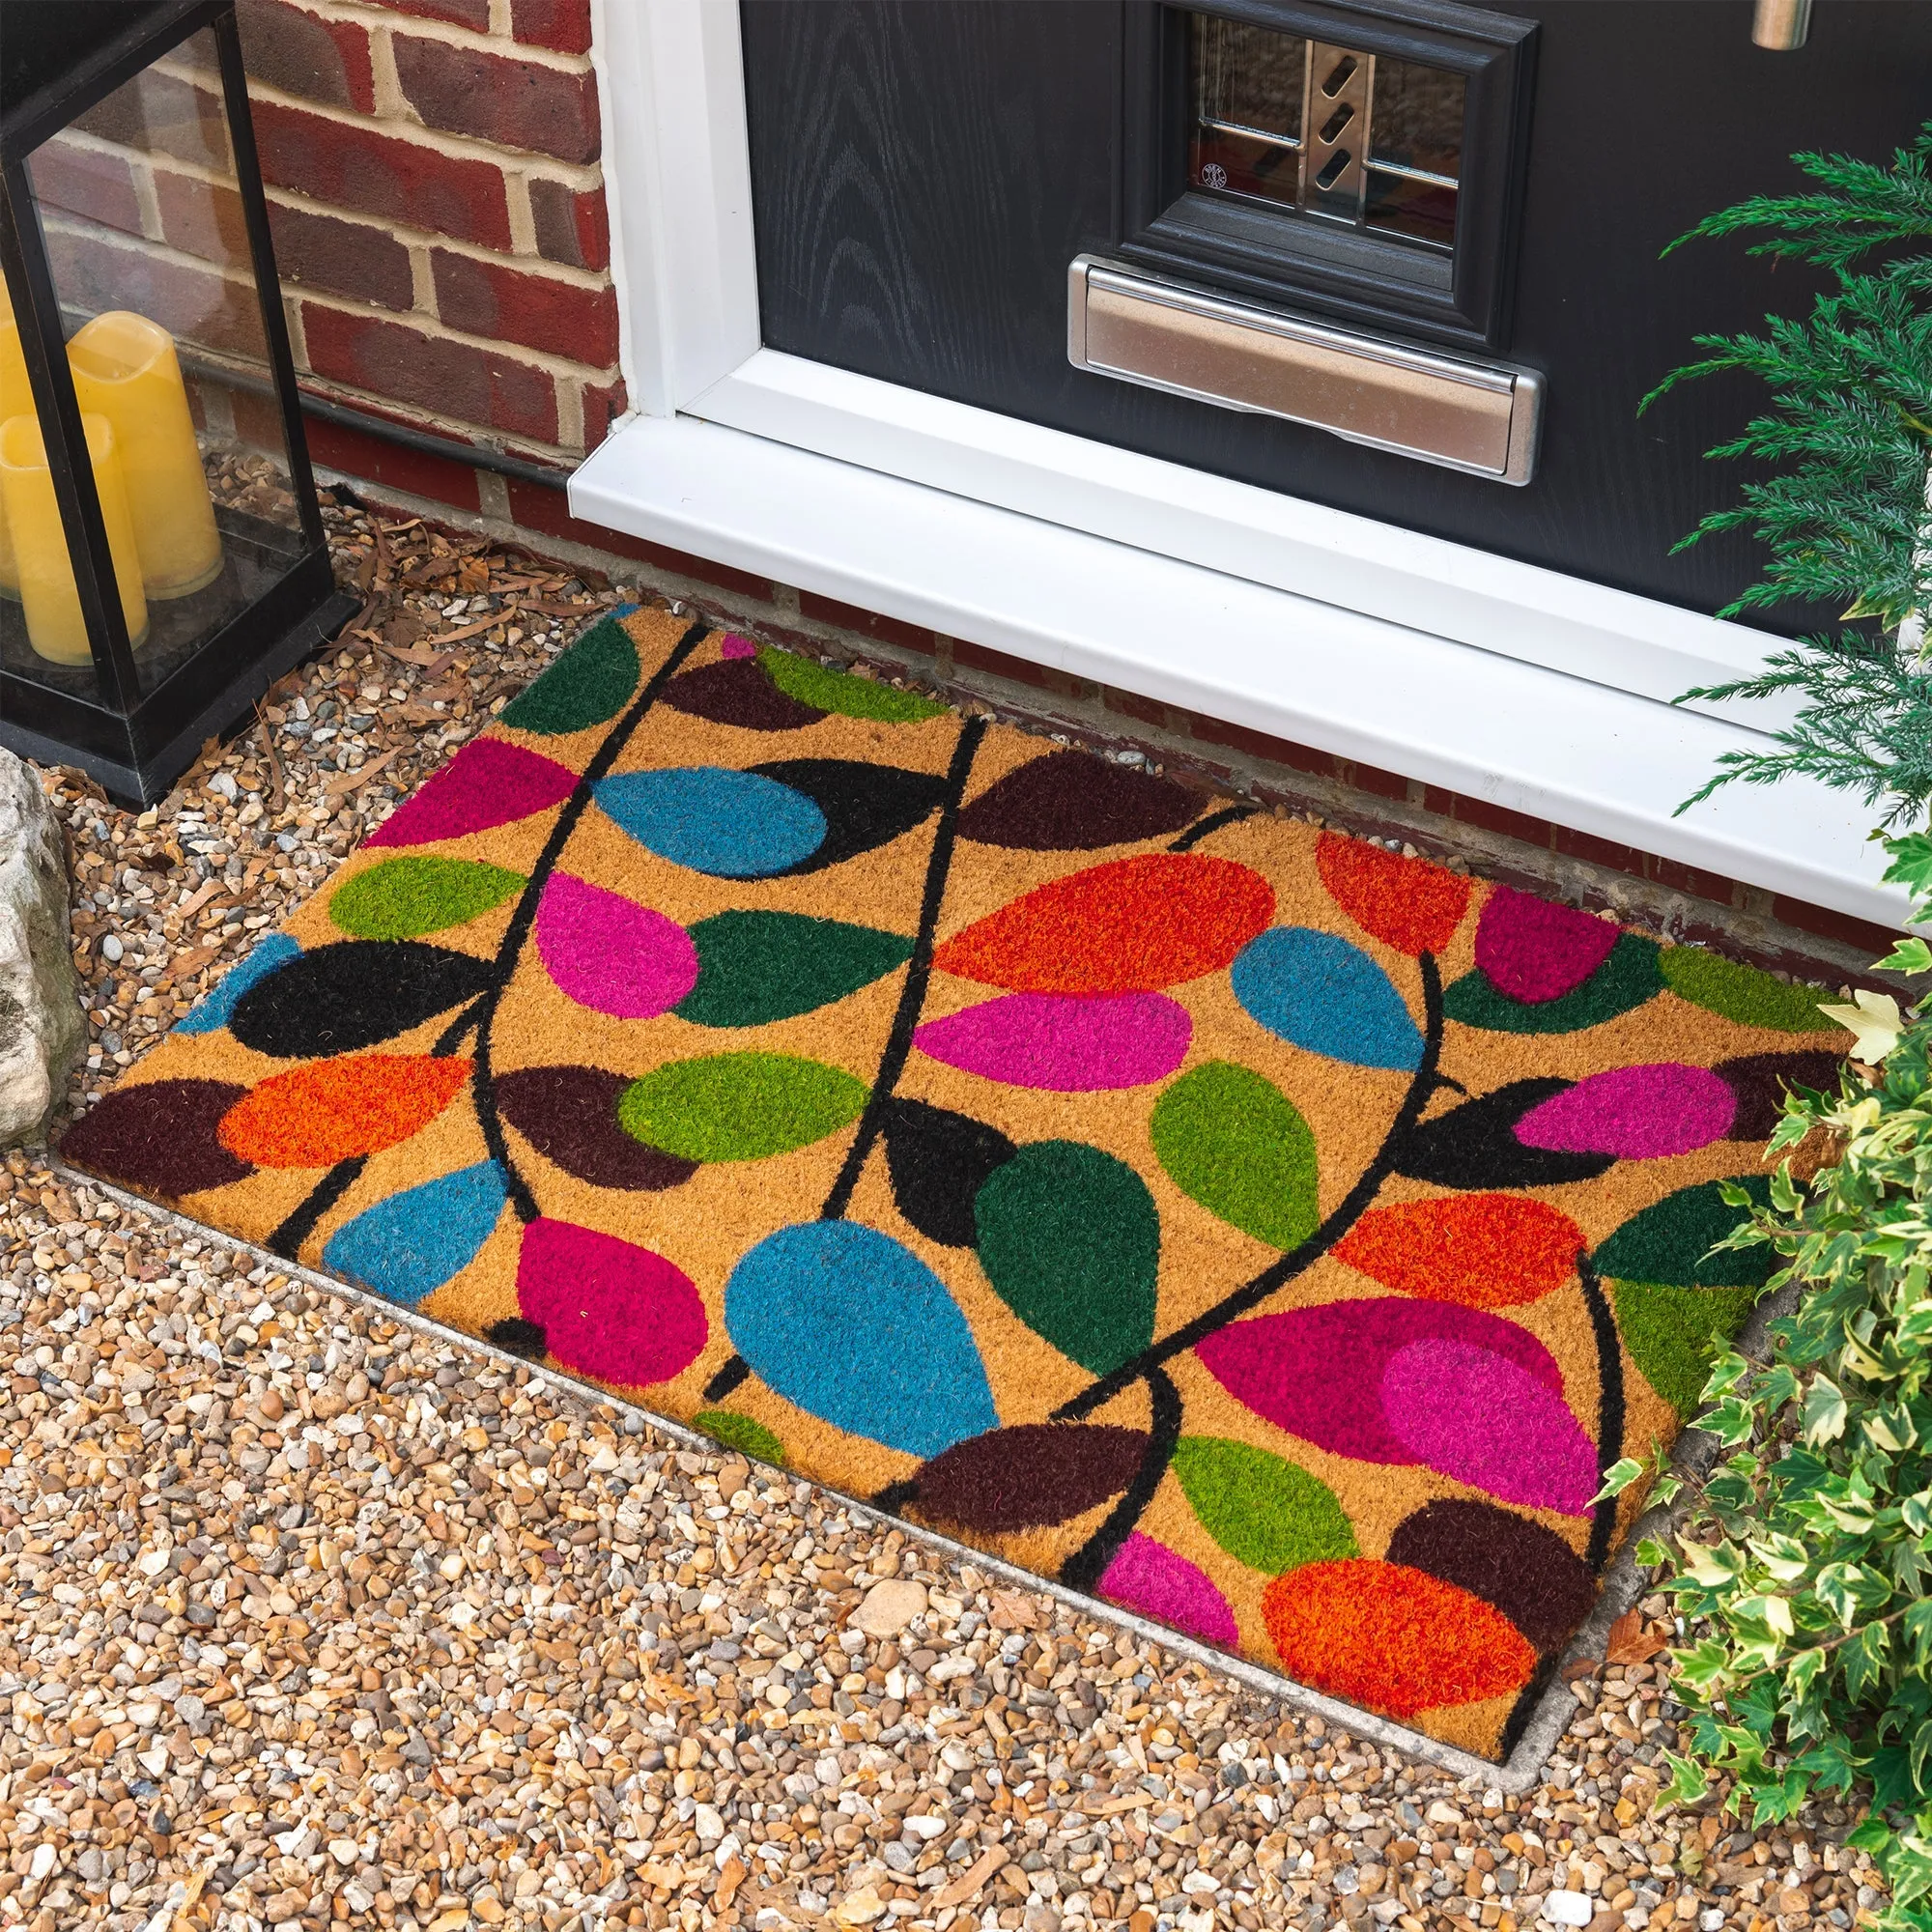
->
(1066, 257, 1544, 485)
(1752, 0, 1812, 48)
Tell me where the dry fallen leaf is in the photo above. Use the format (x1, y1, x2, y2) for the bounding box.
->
(1605, 1606, 1670, 1665)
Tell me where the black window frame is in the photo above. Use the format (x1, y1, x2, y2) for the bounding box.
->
(1120, 0, 1539, 354)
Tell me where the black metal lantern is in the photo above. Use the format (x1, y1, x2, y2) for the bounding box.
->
(0, 0, 354, 802)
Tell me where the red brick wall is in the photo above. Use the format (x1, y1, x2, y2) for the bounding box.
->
(234, 0, 618, 465)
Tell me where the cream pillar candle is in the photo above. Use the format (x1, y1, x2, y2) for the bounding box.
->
(0, 412, 149, 666)
(0, 293, 26, 599)
(68, 310, 221, 599)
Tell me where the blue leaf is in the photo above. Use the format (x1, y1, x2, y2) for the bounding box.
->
(725, 1222, 999, 1457)
(594, 767, 826, 877)
(177, 933, 301, 1035)
(1231, 926, 1424, 1070)
(322, 1160, 507, 1306)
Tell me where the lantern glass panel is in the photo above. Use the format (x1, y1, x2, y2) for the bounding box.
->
(2, 24, 307, 702)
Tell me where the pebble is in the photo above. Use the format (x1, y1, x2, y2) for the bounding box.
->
(4, 511, 1887, 1932)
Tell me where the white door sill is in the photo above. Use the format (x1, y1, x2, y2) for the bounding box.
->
(569, 409, 1901, 930)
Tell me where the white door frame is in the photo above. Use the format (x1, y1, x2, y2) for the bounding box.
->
(581, 0, 1899, 926)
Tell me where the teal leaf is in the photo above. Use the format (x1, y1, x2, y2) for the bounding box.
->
(322, 1161, 507, 1306)
(975, 1141, 1158, 1375)
(675, 910, 914, 1027)
(499, 617, 639, 733)
(725, 1222, 998, 1456)
(1443, 933, 1664, 1034)
(595, 768, 826, 877)
(1230, 926, 1422, 1069)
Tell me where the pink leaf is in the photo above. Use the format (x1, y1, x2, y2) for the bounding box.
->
(1196, 1299, 1563, 1463)
(368, 738, 577, 847)
(516, 1217, 707, 1386)
(1474, 886, 1619, 1004)
(1381, 1340, 1600, 1516)
(1099, 1533, 1238, 1646)
(535, 873, 698, 1019)
(1515, 1063, 1737, 1158)
(913, 992, 1191, 1091)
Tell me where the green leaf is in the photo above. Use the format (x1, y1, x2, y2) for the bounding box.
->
(1660, 946, 1842, 1031)
(1613, 1280, 1761, 1417)
(1170, 1435, 1357, 1574)
(1804, 1374, 1850, 1444)
(1595, 1456, 1647, 1499)
(757, 646, 947, 724)
(1877, 936, 1932, 976)
(974, 1140, 1158, 1376)
(1149, 1061, 1318, 1250)
(500, 618, 640, 734)
(1596, 1177, 1777, 1290)
(617, 1052, 868, 1162)
(1660, 1752, 1712, 1808)
(328, 856, 526, 940)
(694, 1409, 786, 1466)
(674, 911, 914, 1027)
(1442, 933, 1663, 1033)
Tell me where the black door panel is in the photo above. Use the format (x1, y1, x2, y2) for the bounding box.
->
(741, 0, 1930, 625)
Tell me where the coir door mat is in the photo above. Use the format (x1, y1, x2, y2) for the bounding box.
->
(64, 607, 1847, 1764)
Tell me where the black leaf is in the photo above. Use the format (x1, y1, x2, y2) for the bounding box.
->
(882, 1097, 1018, 1246)
(1392, 1078, 1616, 1189)
(229, 940, 494, 1058)
(748, 759, 951, 874)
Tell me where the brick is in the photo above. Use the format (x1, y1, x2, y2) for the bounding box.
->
(1550, 823, 1644, 878)
(797, 592, 936, 658)
(250, 99, 511, 249)
(528, 176, 609, 270)
(1771, 895, 1902, 955)
(1344, 760, 1415, 805)
(76, 67, 230, 172)
(301, 303, 557, 443)
(948, 639, 1050, 690)
(44, 226, 261, 358)
(27, 138, 144, 238)
(380, 0, 492, 24)
(581, 377, 629, 450)
(1103, 686, 1175, 730)
(228, 386, 290, 456)
(299, 408, 483, 513)
(153, 168, 248, 263)
(512, 0, 592, 54)
(270, 203, 415, 311)
(236, 0, 376, 114)
(1435, 788, 1550, 845)
(429, 249, 617, 364)
(392, 36, 600, 165)
(1646, 853, 1742, 909)
(504, 476, 775, 599)
(1189, 712, 1340, 780)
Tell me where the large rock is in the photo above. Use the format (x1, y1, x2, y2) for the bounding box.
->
(0, 753, 83, 1143)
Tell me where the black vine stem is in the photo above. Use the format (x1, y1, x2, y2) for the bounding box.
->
(265, 612, 710, 1259)
(1054, 952, 1448, 1423)
(819, 714, 988, 1222)
(1060, 1366, 1183, 1593)
(1578, 1254, 1627, 1573)
(1169, 802, 1258, 853)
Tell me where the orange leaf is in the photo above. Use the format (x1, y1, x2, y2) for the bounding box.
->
(1263, 1558, 1536, 1719)
(1332, 1195, 1586, 1309)
(1317, 832, 1470, 956)
(932, 853, 1275, 994)
(1605, 1607, 1670, 1666)
(219, 1054, 472, 1168)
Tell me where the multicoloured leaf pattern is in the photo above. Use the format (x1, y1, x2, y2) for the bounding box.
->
(911, 1424, 1149, 1533)
(366, 738, 577, 848)
(1443, 933, 1664, 1035)
(617, 1052, 868, 1162)
(1151, 1061, 1318, 1250)
(1099, 1534, 1239, 1647)
(534, 873, 698, 1019)
(675, 911, 913, 1027)
(329, 856, 526, 940)
(913, 992, 1192, 1091)
(725, 1222, 998, 1457)
(1315, 832, 1470, 956)
(227, 940, 492, 1058)
(218, 1054, 471, 1167)
(1231, 927, 1423, 1070)
(177, 933, 300, 1036)
(1170, 1435, 1356, 1573)
(1333, 1197, 1584, 1309)
(516, 1217, 707, 1387)
(322, 1161, 507, 1306)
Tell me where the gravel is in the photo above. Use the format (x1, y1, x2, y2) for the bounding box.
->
(0, 501, 1887, 1932)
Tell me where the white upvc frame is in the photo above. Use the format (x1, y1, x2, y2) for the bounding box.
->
(582, 0, 1901, 926)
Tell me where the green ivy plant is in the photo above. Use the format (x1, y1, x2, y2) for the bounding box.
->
(1598, 835, 1932, 1921)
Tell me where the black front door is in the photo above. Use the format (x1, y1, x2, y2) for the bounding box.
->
(741, 0, 1929, 624)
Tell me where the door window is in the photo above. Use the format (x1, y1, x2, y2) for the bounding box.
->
(1122, 1, 1537, 352)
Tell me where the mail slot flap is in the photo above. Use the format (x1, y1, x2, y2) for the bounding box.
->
(1068, 257, 1543, 485)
